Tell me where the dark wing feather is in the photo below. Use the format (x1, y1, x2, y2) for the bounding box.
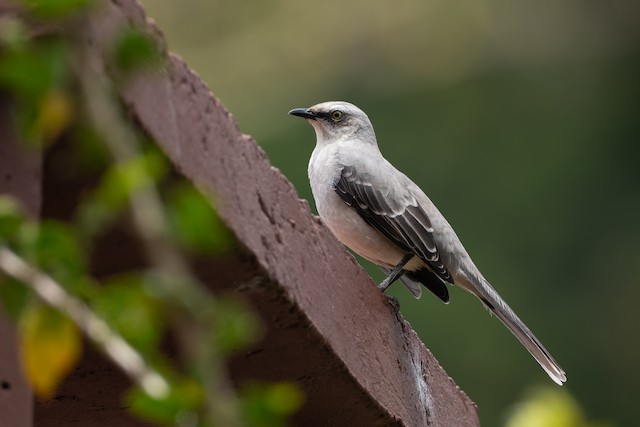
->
(406, 268, 450, 303)
(334, 165, 454, 286)
(335, 169, 411, 253)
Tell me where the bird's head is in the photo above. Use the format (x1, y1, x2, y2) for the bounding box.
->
(288, 101, 376, 146)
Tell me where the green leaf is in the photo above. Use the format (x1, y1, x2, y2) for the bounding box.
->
(22, 0, 93, 18)
(240, 383, 303, 427)
(17, 221, 90, 296)
(213, 296, 261, 356)
(101, 152, 157, 205)
(111, 28, 162, 75)
(92, 274, 165, 354)
(0, 48, 49, 97)
(19, 303, 82, 399)
(167, 184, 234, 255)
(76, 148, 168, 237)
(69, 122, 110, 172)
(127, 380, 204, 425)
(0, 196, 25, 244)
(0, 39, 68, 99)
(0, 38, 71, 146)
(0, 276, 32, 320)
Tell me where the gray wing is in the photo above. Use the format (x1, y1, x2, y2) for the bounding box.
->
(334, 165, 453, 286)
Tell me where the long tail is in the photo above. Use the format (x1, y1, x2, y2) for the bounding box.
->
(462, 272, 567, 385)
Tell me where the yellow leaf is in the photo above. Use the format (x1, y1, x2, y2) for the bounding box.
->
(34, 89, 74, 143)
(19, 304, 82, 399)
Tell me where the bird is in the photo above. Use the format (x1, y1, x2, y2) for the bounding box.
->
(288, 101, 566, 385)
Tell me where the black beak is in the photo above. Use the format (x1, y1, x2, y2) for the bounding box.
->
(288, 108, 317, 120)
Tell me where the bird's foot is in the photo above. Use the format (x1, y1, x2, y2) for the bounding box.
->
(378, 253, 414, 291)
(377, 276, 395, 292)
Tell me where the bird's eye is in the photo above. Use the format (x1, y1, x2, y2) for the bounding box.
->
(330, 110, 344, 122)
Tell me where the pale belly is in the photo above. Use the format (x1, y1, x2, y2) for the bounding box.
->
(317, 191, 425, 271)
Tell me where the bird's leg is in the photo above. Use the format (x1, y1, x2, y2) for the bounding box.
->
(378, 253, 414, 292)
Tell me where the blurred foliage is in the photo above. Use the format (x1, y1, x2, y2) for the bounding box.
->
(110, 28, 163, 81)
(18, 220, 91, 293)
(0, 34, 72, 145)
(77, 145, 169, 238)
(212, 296, 262, 356)
(140, 0, 640, 426)
(166, 183, 234, 256)
(506, 387, 613, 427)
(23, 0, 94, 18)
(239, 383, 304, 427)
(127, 380, 206, 426)
(0, 1, 300, 426)
(110, 28, 163, 79)
(18, 303, 82, 399)
(92, 274, 166, 354)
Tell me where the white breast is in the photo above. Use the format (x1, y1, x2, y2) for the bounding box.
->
(308, 143, 423, 270)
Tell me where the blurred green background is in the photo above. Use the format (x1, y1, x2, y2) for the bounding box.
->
(140, 1, 639, 425)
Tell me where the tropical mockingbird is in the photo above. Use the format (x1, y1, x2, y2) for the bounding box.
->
(289, 101, 566, 385)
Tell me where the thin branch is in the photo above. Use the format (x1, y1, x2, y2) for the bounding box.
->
(0, 245, 169, 399)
